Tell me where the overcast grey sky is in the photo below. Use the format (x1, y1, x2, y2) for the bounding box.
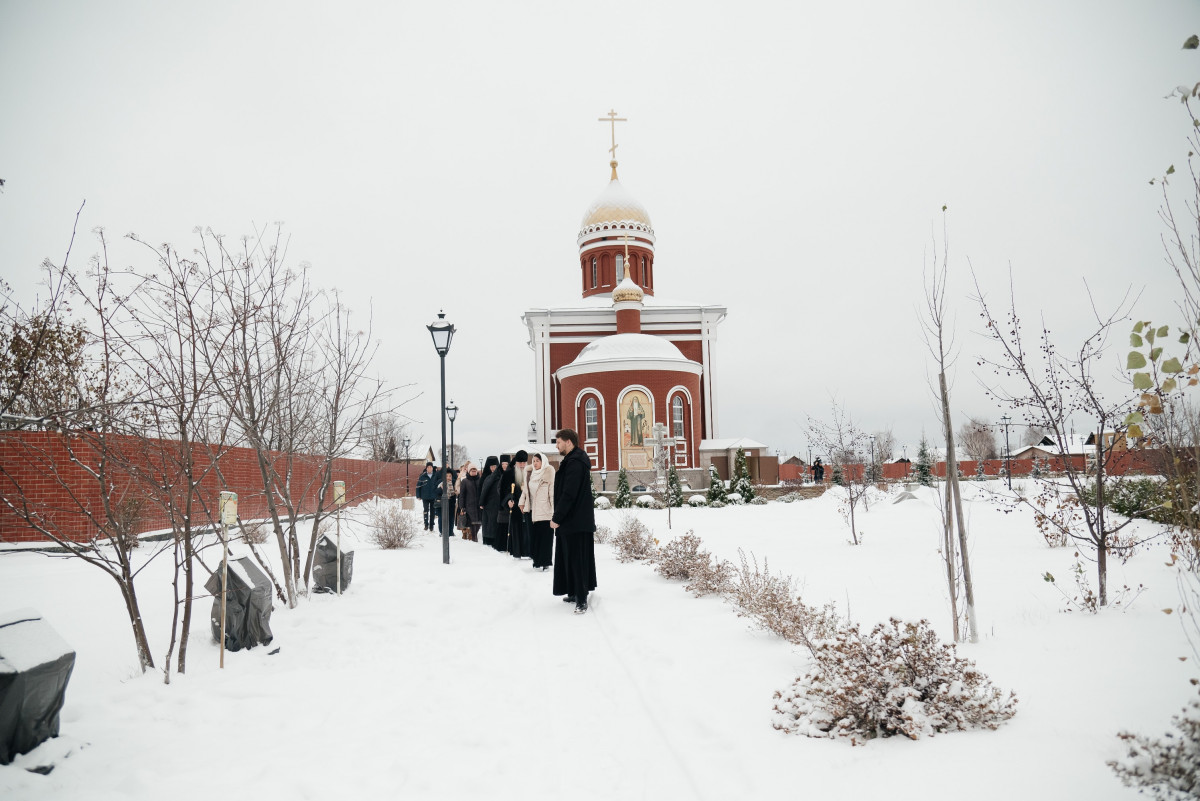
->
(1, 0, 1195, 463)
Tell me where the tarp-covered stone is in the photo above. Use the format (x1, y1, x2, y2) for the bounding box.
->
(312, 534, 354, 592)
(205, 557, 274, 652)
(0, 608, 75, 764)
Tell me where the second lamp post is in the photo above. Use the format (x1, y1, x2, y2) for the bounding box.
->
(427, 311, 455, 565)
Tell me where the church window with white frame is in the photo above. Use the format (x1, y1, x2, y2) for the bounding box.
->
(585, 398, 598, 440)
(672, 395, 685, 438)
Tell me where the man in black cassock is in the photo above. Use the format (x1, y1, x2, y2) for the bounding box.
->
(503, 450, 530, 559)
(550, 428, 597, 614)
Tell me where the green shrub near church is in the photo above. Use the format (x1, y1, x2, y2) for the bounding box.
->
(732, 448, 756, 501)
(707, 464, 727, 504)
(615, 468, 633, 508)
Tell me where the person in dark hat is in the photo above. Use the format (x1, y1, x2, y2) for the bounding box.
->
(491, 455, 512, 552)
(416, 461, 438, 531)
(479, 456, 502, 547)
(503, 450, 530, 559)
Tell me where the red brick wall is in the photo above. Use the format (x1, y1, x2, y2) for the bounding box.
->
(0, 431, 416, 543)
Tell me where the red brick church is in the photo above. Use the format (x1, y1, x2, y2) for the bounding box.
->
(523, 118, 759, 483)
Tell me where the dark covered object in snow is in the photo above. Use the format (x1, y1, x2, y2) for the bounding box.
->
(312, 534, 354, 593)
(205, 557, 274, 652)
(0, 608, 75, 764)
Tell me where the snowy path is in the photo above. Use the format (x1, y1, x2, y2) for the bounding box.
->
(1, 489, 1194, 800)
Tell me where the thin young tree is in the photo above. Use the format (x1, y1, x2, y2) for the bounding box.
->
(807, 401, 870, 545)
(920, 217, 977, 643)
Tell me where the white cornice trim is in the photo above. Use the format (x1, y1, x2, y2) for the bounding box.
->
(557, 358, 704, 380)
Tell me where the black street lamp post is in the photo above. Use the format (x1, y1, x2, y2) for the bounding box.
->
(427, 311, 455, 565)
(1000, 414, 1013, 490)
(600, 467, 608, 493)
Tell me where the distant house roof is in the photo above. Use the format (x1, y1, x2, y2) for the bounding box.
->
(783, 455, 805, 465)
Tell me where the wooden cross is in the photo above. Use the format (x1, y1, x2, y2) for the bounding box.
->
(598, 109, 627, 161)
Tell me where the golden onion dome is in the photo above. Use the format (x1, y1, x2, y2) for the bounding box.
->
(580, 162, 652, 229)
(611, 273, 645, 304)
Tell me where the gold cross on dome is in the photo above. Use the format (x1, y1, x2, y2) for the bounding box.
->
(619, 233, 634, 263)
(598, 109, 627, 161)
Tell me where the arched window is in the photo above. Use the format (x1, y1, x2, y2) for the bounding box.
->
(585, 398, 599, 440)
(615, 254, 624, 282)
(672, 395, 685, 438)
(641, 256, 647, 286)
(591, 257, 597, 288)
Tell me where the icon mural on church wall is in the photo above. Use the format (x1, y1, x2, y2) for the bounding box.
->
(620, 390, 653, 470)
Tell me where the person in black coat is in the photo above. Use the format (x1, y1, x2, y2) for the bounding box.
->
(503, 450, 530, 559)
(416, 462, 438, 531)
(550, 429, 597, 614)
(491, 455, 512, 552)
(479, 456, 502, 548)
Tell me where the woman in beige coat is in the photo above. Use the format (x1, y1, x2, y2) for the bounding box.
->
(520, 451, 555, 571)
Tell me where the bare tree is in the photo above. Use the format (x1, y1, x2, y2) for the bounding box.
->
(1020, 424, 1050, 447)
(871, 428, 896, 465)
(363, 410, 410, 462)
(958, 417, 998, 463)
(0, 231, 165, 673)
(974, 268, 1141, 607)
(808, 401, 870, 545)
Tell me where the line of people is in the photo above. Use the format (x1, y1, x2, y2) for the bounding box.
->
(412, 429, 598, 614)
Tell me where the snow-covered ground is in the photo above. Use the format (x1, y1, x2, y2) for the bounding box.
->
(0, 480, 1193, 800)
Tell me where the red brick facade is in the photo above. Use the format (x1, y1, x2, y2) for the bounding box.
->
(559, 369, 702, 471)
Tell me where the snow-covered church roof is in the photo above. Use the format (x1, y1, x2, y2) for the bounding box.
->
(556, 333, 702, 380)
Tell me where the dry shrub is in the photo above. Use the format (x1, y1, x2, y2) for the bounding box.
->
(611, 513, 657, 562)
(653, 531, 732, 597)
(239, 522, 269, 545)
(1032, 480, 1079, 547)
(728, 549, 840, 648)
(1109, 687, 1200, 800)
(773, 618, 1018, 743)
(594, 525, 612, 544)
(367, 501, 418, 549)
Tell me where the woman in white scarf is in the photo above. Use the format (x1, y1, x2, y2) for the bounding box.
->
(519, 451, 556, 571)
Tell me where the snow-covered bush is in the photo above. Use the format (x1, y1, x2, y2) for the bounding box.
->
(772, 618, 1018, 744)
(594, 525, 612, 544)
(728, 550, 841, 648)
(726, 492, 744, 505)
(615, 468, 633, 508)
(611, 514, 657, 562)
(732, 447, 756, 501)
(367, 502, 419, 549)
(636, 494, 661, 508)
(688, 495, 707, 507)
(706, 465, 727, 505)
(1109, 688, 1200, 799)
(709, 500, 727, 509)
(777, 492, 800, 503)
(594, 496, 612, 510)
(751, 496, 769, 505)
(668, 465, 685, 507)
(654, 531, 733, 597)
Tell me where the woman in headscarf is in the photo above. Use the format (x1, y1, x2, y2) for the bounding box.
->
(479, 456, 502, 548)
(456, 461, 482, 541)
(520, 451, 555, 571)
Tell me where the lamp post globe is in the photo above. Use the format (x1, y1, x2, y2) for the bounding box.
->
(427, 311, 455, 564)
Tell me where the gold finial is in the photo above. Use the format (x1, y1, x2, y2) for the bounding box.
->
(598, 109, 626, 179)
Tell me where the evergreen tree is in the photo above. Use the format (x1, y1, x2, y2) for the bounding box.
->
(1031, 456, 1043, 478)
(732, 447, 756, 501)
(667, 464, 684, 507)
(975, 459, 986, 480)
(615, 468, 632, 508)
(706, 464, 727, 504)
(915, 436, 935, 486)
(833, 464, 844, 486)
